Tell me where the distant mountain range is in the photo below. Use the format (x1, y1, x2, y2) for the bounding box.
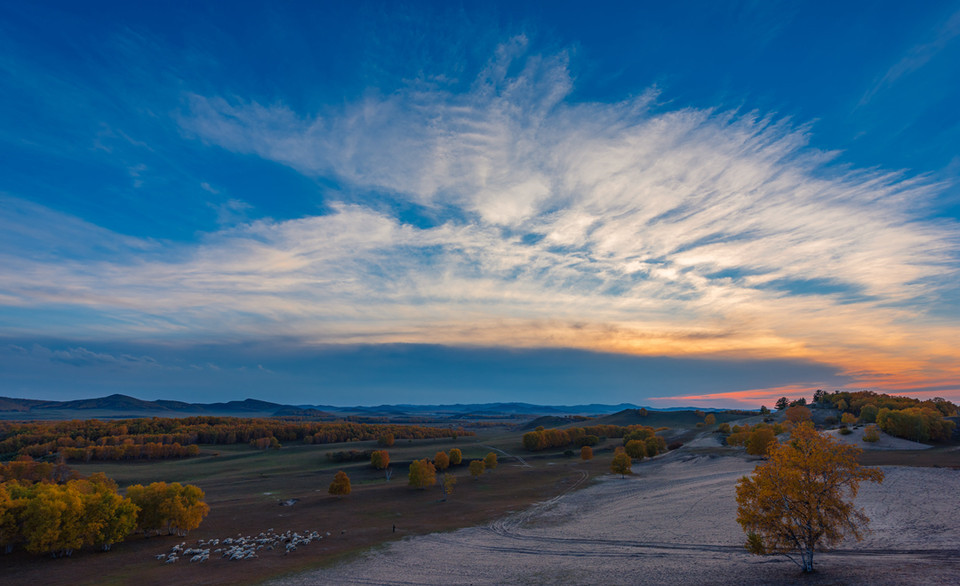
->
(0, 393, 725, 420)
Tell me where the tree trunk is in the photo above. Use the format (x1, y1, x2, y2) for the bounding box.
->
(801, 548, 814, 572)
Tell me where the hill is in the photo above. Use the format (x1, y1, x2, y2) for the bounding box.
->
(0, 394, 750, 422)
(589, 408, 749, 428)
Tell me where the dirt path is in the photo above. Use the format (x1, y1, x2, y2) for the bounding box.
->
(270, 452, 960, 585)
(479, 444, 534, 469)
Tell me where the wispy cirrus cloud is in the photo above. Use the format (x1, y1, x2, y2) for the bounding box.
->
(859, 8, 960, 106)
(3, 40, 959, 399)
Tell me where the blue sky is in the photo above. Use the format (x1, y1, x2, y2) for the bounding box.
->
(1, 1, 959, 407)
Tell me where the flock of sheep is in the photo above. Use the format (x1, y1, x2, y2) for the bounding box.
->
(155, 528, 328, 564)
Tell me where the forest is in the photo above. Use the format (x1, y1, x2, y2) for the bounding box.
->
(521, 423, 670, 453)
(0, 417, 472, 462)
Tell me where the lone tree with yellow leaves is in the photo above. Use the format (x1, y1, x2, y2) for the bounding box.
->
(439, 473, 456, 502)
(408, 459, 437, 489)
(448, 448, 463, 466)
(328, 470, 351, 497)
(468, 460, 484, 479)
(736, 423, 884, 573)
(610, 450, 632, 478)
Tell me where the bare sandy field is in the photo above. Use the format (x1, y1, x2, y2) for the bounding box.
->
(272, 451, 960, 585)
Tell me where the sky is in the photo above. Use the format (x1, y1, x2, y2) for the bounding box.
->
(1, 1, 959, 408)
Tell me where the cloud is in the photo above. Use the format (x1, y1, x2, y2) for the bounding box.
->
(6, 343, 160, 368)
(859, 9, 960, 106)
(208, 198, 252, 226)
(2, 41, 960, 398)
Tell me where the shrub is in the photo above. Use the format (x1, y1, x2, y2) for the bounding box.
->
(839, 427, 853, 435)
(726, 431, 749, 447)
(746, 429, 777, 456)
(863, 425, 880, 443)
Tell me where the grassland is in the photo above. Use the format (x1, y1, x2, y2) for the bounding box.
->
(0, 426, 626, 586)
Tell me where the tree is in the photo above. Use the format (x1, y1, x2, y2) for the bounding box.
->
(448, 448, 462, 466)
(745, 428, 776, 456)
(859, 404, 878, 424)
(80, 473, 138, 551)
(126, 483, 165, 535)
(329, 471, 351, 497)
(483, 452, 498, 472)
(775, 397, 789, 411)
(371, 450, 390, 471)
(126, 481, 208, 537)
(624, 440, 645, 460)
(611, 452, 632, 478)
(434, 451, 450, 472)
(759, 405, 770, 415)
(469, 460, 484, 479)
(580, 445, 593, 460)
(440, 473, 456, 501)
(0, 483, 21, 554)
(164, 483, 209, 536)
(813, 389, 826, 404)
(408, 459, 437, 489)
(20, 482, 85, 556)
(736, 424, 884, 573)
(840, 413, 857, 426)
(785, 405, 812, 424)
(704, 413, 716, 425)
(377, 434, 395, 447)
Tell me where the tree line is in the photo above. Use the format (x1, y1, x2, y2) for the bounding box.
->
(521, 424, 667, 452)
(0, 417, 473, 461)
(811, 390, 956, 442)
(0, 458, 208, 557)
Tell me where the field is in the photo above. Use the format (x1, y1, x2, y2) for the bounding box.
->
(276, 449, 960, 585)
(0, 426, 620, 586)
(3, 412, 959, 585)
